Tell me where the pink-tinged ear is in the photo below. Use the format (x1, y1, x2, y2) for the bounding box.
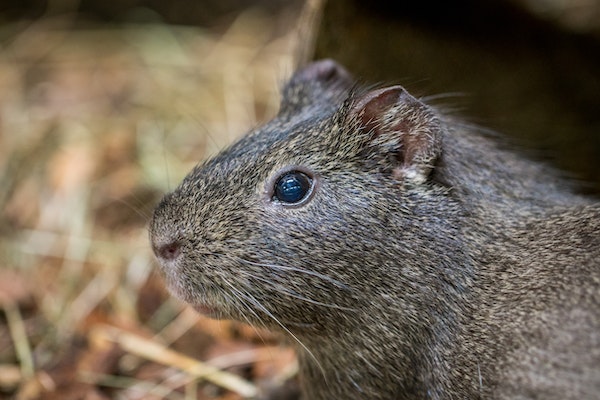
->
(349, 86, 441, 184)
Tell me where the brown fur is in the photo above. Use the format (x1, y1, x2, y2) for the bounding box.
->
(150, 59, 600, 399)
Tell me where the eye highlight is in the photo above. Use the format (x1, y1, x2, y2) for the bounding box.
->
(273, 171, 313, 205)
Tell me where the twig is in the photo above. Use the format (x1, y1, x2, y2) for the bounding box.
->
(2, 300, 35, 379)
(55, 267, 117, 339)
(79, 371, 185, 400)
(91, 324, 258, 398)
(293, 0, 326, 67)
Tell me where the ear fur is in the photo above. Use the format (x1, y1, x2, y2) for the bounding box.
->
(348, 86, 442, 184)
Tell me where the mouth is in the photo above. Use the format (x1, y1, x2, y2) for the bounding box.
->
(155, 273, 232, 320)
(162, 280, 222, 317)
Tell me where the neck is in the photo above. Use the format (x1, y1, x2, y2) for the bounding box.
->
(295, 298, 479, 400)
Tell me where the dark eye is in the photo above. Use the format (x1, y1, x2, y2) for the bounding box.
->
(274, 171, 313, 204)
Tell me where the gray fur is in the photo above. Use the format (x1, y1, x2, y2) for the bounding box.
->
(150, 59, 600, 399)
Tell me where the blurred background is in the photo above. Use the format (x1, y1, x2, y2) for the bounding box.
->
(0, 0, 598, 399)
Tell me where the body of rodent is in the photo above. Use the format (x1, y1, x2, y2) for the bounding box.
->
(150, 60, 600, 399)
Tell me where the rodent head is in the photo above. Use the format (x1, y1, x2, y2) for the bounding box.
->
(150, 60, 451, 334)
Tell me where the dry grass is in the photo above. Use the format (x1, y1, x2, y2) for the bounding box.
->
(0, 4, 313, 399)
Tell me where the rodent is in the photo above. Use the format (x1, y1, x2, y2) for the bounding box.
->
(150, 59, 600, 399)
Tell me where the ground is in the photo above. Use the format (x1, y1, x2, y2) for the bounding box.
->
(0, 7, 303, 399)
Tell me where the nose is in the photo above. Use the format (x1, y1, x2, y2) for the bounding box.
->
(153, 240, 182, 261)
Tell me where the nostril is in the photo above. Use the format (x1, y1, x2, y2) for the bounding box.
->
(155, 241, 182, 261)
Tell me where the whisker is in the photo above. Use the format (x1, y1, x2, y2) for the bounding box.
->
(238, 258, 350, 290)
(240, 271, 355, 311)
(420, 92, 467, 102)
(161, 134, 171, 192)
(221, 280, 325, 377)
(219, 289, 271, 346)
(115, 197, 154, 222)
